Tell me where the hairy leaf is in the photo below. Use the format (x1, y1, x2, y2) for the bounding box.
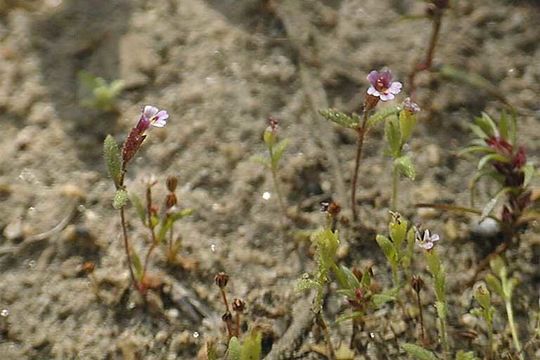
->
(401, 343, 438, 360)
(104, 135, 122, 187)
(113, 188, 128, 209)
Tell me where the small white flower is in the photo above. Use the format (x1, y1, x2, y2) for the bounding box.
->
(415, 229, 440, 250)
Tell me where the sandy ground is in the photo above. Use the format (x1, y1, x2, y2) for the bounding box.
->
(0, 0, 539, 359)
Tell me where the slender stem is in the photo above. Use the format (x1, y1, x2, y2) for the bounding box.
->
(220, 288, 230, 313)
(505, 298, 524, 360)
(409, 12, 443, 99)
(120, 208, 138, 289)
(391, 165, 399, 211)
(142, 185, 158, 277)
(351, 111, 369, 221)
(315, 312, 336, 360)
(271, 165, 286, 216)
(439, 313, 449, 359)
(416, 291, 425, 343)
(235, 312, 241, 337)
(168, 225, 174, 262)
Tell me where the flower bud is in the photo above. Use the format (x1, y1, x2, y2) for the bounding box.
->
(214, 272, 229, 289)
(222, 311, 233, 323)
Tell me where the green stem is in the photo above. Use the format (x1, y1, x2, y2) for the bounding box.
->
(391, 165, 399, 211)
(505, 298, 524, 360)
(120, 207, 138, 290)
(351, 111, 369, 221)
(315, 312, 336, 360)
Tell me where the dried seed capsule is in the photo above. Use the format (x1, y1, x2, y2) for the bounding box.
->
(411, 275, 425, 293)
(214, 272, 229, 289)
(166, 176, 178, 192)
(165, 193, 177, 209)
(222, 311, 233, 322)
(232, 298, 245, 313)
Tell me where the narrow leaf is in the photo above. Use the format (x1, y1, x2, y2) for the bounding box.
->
(319, 109, 358, 129)
(132, 250, 143, 281)
(401, 343, 438, 360)
(227, 337, 241, 360)
(104, 135, 122, 187)
(240, 329, 262, 360)
(376, 235, 397, 265)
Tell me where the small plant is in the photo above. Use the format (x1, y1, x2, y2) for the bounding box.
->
(417, 228, 450, 358)
(471, 283, 496, 359)
(385, 98, 420, 210)
(213, 272, 261, 360)
(103, 105, 169, 294)
(255, 117, 288, 216)
(485, 256, 523, 360)
(320, 69, 403, 221)
(79, 70, 124, 112)
(375, 211, 416, 288)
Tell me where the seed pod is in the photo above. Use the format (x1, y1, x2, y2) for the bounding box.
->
(411, 275, 424, 293)
(166, 176, 178, 192)
(165, 193, 177, 209)
(214, 272, 229, 289)
(232, 298, 246, 313)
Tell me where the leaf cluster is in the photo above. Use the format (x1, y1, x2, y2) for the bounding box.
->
(79, 70, 124, 112)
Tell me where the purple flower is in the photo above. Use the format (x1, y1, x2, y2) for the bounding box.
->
(367, 70, 402, 101)
(123, 105, 169, 166)
(136, 105, 169, 132)
(415, 229, 440, 250)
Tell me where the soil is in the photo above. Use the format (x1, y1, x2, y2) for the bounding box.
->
(0, 0, 538, 359)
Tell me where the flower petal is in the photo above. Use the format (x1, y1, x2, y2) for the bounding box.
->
(143, 105, 159, 119)
(431, 234, 440, 242)
(367, 86, 380, 97)
(155, 110, 169, 121)
(379, 70, 392, 86)
(389, 81, 402, 95)
(379, 93, 394, 101)
(152, 119, 167, 128)
(367, 70, 379, 85)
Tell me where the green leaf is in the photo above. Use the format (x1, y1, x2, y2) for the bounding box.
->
(319, 109, 359, 129)
(389, 215, 408, 250)
(335, 265, 361, 290)
(158, 217, 174, 244)
(131, 250, 143, 281)
(399, 109, 417, 143)
(335, 311, 364, 324)
(170, 208, 194, 221)
(296, 277, 321, 292)
(113, 188, 128, 209)
(130, 194, 146, 223)
(473, 283, 491, 310)
(206, 341, 218, 360)
(251, 154, 270, 167)
(455, 350, 478, 360)
(401, 343, 438, 360)
(271, 139, 288, 167)
(366, 106, 401, 128)
(485, 274, 504, 298)
(372, 293, 395, 307)
(469, 124, 488, 140)
(478, 153, 509, 171)
(227, 337, 241, 360)
(394, 156, 416, 180)
(240, 329, 262, 360)
(499, 111, 510, 140)
(480, 187, 512, 220)
(458, 145, 496, 156)
(477, 112, 498, 138)
(522, 164, 535, 187)
(376, 235, 397, 266)
(385, 118, 401, 157)
(104, 135, 122, 187)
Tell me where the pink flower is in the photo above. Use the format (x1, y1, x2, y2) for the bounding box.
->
(415, 229, 440, 250)
(402, 97, 421, 114)
(123, 105, 169, 166)
(136, 105, 169, 132)
(367, 70, 402, 101)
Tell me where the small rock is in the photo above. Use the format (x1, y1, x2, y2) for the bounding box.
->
(3, 218, 24, 241)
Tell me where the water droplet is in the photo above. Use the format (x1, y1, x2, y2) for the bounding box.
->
(369, 332, 375, 339)
(210, 244, 217, 252)
(192, 331, 200, 338)
(1, 309, 9, 317)
(77, 204, 86, 212)
(507, 68, 515, 74)
(262, 191, 271, 200)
